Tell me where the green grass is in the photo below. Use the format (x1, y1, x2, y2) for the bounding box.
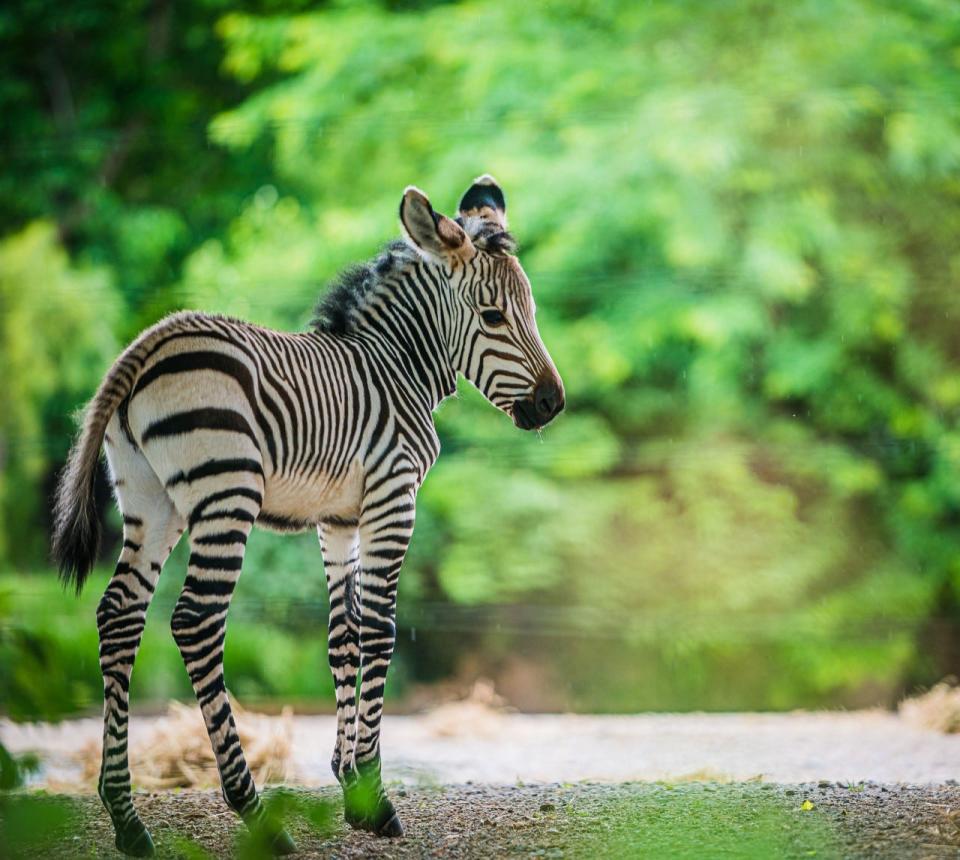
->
(556, 784, 839, 859)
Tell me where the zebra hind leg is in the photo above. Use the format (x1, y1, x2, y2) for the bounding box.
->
(98, 429, 185, 857)
(169, 483, 295, 856)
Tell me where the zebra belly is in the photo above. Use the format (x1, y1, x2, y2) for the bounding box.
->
(122, 371, 364, 532)
(257, 465, 364, 533)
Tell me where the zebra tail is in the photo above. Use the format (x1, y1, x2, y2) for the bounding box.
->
(52, 376, 131, 593)
(52, 401, 106, 592)
(52, 310, 195, 594)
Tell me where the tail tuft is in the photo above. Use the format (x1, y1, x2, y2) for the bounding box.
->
(51, 412, 104, 594)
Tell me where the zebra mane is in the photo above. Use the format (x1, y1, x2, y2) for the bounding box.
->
(311, 224, 517, 336)
(312, 240, 413, 335)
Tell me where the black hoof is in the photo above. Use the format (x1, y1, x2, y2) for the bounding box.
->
(377, 813, 404, 838)
(115, 823, 155, 857)
(269, 826, 297, 855)
(342, 796, 403, 837)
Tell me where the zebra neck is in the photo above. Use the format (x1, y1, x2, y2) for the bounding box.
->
(352, 263, 458, 412)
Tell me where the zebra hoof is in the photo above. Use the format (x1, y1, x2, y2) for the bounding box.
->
(114, 823, 155, 857)
(269, 826, 297, 855)
(377, 812, 404, 838)
(368, 797, 403, 838)
(342, 795, 402, 837)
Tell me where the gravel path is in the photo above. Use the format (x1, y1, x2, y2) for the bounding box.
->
(6, 783, 960, 859)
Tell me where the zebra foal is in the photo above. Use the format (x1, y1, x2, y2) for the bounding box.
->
(52, 176, 564, 855)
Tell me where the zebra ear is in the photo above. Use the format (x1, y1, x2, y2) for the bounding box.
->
(458, 174, 507, 230)
(400, 186, 474, 262)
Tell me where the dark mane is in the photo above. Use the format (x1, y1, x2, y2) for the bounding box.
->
(311, 240, 412, 335)
(311, 223, 517, 335)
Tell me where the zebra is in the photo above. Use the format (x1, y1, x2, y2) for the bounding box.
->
(52, 175, 564, 856)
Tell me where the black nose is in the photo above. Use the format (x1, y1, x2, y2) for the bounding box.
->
(533, 379, 564, 421)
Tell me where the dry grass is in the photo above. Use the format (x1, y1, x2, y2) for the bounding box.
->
(421, 679, 509, 738)
(75, 700, 293, 789)
(664, 769, 740, 784)
(899, 679, 960, 734)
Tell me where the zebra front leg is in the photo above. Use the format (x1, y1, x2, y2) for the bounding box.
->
(345, 484, 415, 837)
(170, 488, 295, 856)
(317, 521, 361, 792)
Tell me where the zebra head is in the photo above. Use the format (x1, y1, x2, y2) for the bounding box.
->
(400, 176, 565, 430)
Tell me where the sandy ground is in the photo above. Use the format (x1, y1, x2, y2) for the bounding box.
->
(4, 709, 960, 786)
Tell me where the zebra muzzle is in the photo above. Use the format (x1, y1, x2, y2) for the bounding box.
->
(513, 378, 564, 429)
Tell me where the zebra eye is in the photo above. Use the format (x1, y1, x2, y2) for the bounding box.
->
(481, 309, 506, 327)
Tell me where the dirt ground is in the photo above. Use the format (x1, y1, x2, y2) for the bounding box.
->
(5, 708, 960, 857)
(7, 782, 960, 859)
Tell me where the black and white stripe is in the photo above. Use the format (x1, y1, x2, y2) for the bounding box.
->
(52, 175, 563, 854)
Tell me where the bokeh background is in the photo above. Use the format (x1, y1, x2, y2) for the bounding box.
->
(3, 0, 960, 723)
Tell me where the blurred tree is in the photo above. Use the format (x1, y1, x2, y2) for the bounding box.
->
(0, 223, 117, 564)
(198, 0, 960, 696)
(0, 0, 292, 334)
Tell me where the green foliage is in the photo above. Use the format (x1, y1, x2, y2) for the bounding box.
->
(2, 0, 960, 713)
(0, 572, 335, 716)
(0, 794, 77, 859)
(0, 223, 118, 564)
(0, 747, 39, 792)
(235, 789, 335, 860)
